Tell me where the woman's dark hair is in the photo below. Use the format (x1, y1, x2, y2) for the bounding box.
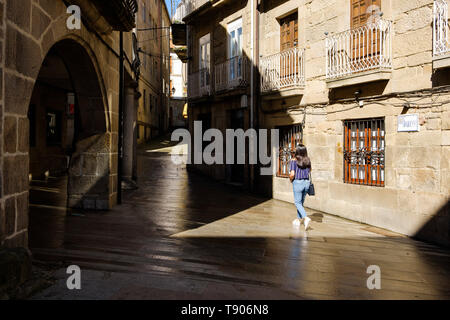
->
(295, 144, 311, 169)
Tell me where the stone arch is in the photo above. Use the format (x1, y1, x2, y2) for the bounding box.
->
(28, 37, 115, 235)
(40, 32, 112, 131)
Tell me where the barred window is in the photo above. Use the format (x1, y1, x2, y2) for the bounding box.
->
(344, 118, 385, 187)
(277, 124, 303, 178)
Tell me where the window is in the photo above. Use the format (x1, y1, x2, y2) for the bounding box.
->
(150, 94, 153, 111)
(280, 12, 298, 51)
(199, 33, 211, 87)
(228, 18, 243, 58)
(277, 124, 303, 177)
(149, 93, 152, 112)
(344, 118, 385, 187)
(228, 18, 243, 80)
(279, 12, 299, 79)
(143, 47, 147, 68)
(150, 57, 153, 76)
(143, 89, 146, 108)
(142, 2, 146, 23)
(351, 0, 382, 63)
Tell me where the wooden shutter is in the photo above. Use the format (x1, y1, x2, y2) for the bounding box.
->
(351, 0, 381, 62)
(279, 13, 299, 81)
(280, 12, 298, 51)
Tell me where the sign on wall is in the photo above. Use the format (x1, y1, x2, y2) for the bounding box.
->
(397, 114, 420, 132)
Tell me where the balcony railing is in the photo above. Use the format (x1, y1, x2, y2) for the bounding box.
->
(215, 56, 249, 92)
(434, 0, 450, 56)
(326, 20, 392, 79)
(87, 0, 138, 31)
(188, 68, 211, 99)
(260, 47, 305, 93)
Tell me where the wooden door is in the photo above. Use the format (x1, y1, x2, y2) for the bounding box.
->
(351, 0, 381, 65)
(279, 12, 298, 82)
(280, 12, 298, 51)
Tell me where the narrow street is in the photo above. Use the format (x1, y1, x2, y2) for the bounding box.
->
(29, 136, 450, 300)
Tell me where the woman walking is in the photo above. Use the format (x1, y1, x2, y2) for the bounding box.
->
(290, 144, 312, 230)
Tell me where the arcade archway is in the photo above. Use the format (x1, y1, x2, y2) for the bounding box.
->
(28, 39, 110, 248)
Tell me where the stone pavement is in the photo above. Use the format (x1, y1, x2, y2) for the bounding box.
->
(29, 136, 450, 300)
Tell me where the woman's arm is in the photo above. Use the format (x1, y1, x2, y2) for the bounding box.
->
(289, 170, 295, 182)
(289, 160, 295, 182)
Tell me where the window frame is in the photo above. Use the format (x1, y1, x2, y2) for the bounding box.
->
(227, 18, 243, 59)
(199, 33, 211, 70)
(343, 117, 385, 187)
(277, 124, 303, 178)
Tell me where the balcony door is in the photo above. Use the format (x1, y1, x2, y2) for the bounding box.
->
(279, 12, 298, 82)
(228, 18, 243, 82)
(199, 34, 210, 91)
(351, 0, 382, 66)
(280, 12, 298, 51)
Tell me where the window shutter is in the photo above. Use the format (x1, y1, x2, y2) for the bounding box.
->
(280, 12, 298, 51)
(351, 0, 382, 62)
(351, 0, 381, 28)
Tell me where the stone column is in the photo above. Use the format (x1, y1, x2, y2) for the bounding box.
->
(122, 87, 137, 189)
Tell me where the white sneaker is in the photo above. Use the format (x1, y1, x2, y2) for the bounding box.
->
(292, 219, 301, 228)
(304, 217, 311, 230)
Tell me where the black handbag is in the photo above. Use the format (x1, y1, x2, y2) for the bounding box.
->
(307, 172, 315, 196)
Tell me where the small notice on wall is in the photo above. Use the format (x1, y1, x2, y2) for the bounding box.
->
(398, 114, 420, 132)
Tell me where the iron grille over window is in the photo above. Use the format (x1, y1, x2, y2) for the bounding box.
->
(277, 124, 303, 178)
(344, 118, 385, 187)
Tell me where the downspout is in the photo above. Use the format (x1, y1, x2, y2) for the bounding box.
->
(250, 0, 257, 191)
(250, 0, 254, 130)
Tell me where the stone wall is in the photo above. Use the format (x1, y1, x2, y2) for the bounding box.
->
(0, 0, 134, 248)
(259, 0, 450, 246)
(137, 0, 171, 142)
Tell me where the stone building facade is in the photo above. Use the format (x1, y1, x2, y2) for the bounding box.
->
(184, 0, 256, 187)
(0, 0, 138, 248)
(183, 0, 450, 246)
(136, 0, 171, 144)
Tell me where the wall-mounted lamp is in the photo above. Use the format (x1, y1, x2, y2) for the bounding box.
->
(354, 90, 364, 108)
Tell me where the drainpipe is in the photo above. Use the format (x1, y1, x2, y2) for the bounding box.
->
(250, 0, 254, 130)
(250, 0, 257, 191)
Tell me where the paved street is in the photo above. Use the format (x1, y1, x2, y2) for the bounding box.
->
(29, 136, 450, 300)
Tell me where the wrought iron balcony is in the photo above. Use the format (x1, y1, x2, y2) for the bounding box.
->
(260, 47, 305, 93)
(433, 0, 450, 57)
(214, 56, 249, 92)
(188, 68, 211, 99)
(326, 20, 392, 80)
(77, 0, 138, 32)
